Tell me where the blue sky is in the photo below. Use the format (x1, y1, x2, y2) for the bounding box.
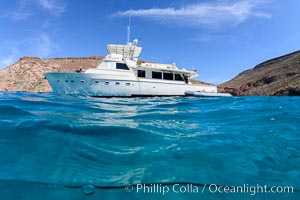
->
(0, 0, 299, 84)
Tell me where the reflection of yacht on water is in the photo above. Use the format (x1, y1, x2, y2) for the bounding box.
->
(45, 38, 218, 97)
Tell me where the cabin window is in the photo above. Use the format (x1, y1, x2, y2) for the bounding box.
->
(152, 71, 162, 79)
(163, 73, 173, 80)
(71, 80, 74, 83)
(65, 80, 69, 82)
(115, 82, 120, 85)
(95, 81, 99, 84)
(137, 70, 146, 78)
(175, 74, 184, 81)
(80, 80, 85, 83)
(126, 83, 130, 86)
(105, 82, 109, 85)
(116, 63, 129, 70)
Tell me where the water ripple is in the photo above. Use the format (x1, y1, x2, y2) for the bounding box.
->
(0, 92, 299, 191)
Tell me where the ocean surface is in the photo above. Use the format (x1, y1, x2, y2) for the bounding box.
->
(0, 92, 299, 200)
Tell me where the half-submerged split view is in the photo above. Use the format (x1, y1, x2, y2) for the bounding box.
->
(0, 1, 299, 200)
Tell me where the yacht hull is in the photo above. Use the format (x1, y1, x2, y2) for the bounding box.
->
(45, 72, 217, 97)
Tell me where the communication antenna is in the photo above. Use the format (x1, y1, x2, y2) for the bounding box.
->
(127, 10, 132, 44)
(192, 66, 197, 72)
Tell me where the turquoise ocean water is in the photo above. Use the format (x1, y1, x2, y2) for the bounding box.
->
(0, 92, 299, 199)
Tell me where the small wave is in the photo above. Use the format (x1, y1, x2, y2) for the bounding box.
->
(0, 105, 33, 116)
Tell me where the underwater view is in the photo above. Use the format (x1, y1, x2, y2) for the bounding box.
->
(0, 92, 299, 199)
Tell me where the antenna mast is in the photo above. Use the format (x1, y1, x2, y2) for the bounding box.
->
(127, 10, 132, 44)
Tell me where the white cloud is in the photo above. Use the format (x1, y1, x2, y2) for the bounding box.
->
(2, 0, 66, 20)
(29, 34, 59, 57)
(4, 11, 31, 21)
(114, 0, 272, 28)
(0, 57, 15, 69)
(0, 34, 59, 68)
(2, 0, 31, 21)
(0, 48, 19, 69)
(37, 0, 66, 16)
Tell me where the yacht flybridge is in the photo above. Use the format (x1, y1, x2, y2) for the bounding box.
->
(45, 39, 218, 97)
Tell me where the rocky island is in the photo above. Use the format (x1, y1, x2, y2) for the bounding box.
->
(0, 51, 299, 96)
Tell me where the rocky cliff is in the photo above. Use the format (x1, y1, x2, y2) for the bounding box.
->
(0, 56, 103, 92)
(220, 51, 300, 96)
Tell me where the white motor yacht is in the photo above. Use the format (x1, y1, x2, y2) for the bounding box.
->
(45, 39, 218, 97)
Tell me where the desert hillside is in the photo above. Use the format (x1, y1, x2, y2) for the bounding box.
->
(220, 51, 300, 96)
(0, 56, 103, 92)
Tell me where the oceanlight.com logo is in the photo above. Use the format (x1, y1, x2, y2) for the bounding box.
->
(124, 183, 294, 196)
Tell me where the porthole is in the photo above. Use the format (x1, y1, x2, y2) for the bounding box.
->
(80, 80, 85, 83)
(126, 83, 130, 86)
(115, 82, 120, 85)
(95, 81, 99, 84)
(105, 82, 109, 85)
